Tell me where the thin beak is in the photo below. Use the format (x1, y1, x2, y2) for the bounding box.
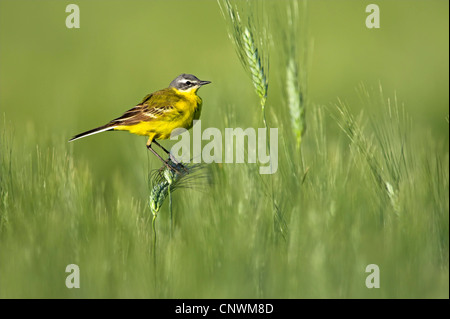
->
(199, 80, 211, 86)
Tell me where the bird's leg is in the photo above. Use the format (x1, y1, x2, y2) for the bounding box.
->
(153, 140, 177, 162)
(152, 140, 170, 155)
(146, 142, 181, 174)
(152, 140, 188, 172)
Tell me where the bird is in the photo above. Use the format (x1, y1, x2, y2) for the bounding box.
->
(69, 73, 211, 171)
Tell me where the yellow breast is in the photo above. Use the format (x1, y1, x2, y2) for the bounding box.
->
(174, 88, 203, 124)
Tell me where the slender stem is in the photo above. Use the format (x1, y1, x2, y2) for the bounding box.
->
(168, 184, 173, 239)
(152, 214, 157, 270)
(153, 140, 170, 155)
(261, 97, 269, 151)
(261, 96, 271, 175)
(261, 97, 277, 242)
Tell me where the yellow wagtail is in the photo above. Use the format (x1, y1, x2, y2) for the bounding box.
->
(69, 74, 211, 170)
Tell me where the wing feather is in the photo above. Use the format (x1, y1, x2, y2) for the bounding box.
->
(108, 88, 183, 126)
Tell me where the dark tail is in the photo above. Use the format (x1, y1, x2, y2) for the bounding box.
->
(69, 124, 115, 142)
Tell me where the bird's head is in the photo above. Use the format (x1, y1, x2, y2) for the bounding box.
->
(169, 74, 211, 93)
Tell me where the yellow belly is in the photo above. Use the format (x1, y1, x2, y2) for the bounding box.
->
(114, 105, 200, 140)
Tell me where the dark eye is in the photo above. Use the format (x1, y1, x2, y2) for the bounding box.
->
(185, 81, 192, 85)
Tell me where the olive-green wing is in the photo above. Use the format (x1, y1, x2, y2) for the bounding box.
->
(108, 88, 183, 126)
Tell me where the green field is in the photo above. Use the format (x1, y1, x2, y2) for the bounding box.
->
(0, 0, 448, 298)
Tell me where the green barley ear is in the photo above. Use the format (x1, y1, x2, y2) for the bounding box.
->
(149, 170, 175, 216)
(242, 27, 268, 103)
(278, 0, 311, 150)
(149, 161, 209, 217)
(218, 0, 270, 128)
(333, 89, 407, 215)
(149, 162, 184, 217)
(286, 57, 305, 148)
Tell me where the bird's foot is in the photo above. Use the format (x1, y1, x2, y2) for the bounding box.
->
(167, 154, 188, 173)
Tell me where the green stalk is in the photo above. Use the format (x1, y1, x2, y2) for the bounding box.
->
(168, 184, 173, 239)
(152, 213, 157, 273)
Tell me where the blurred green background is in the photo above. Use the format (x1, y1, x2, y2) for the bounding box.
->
(0, 0, 448, 298)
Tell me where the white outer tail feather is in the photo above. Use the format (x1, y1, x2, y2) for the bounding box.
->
(69, 126, 117, 142)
